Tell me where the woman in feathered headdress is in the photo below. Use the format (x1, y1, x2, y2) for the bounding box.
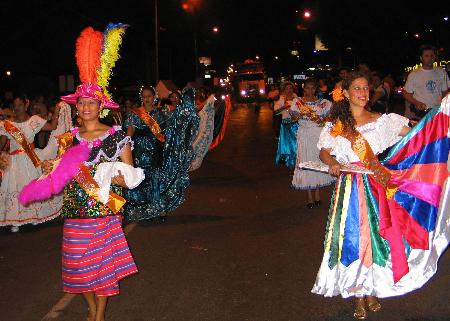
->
(39, 23, 142, 321)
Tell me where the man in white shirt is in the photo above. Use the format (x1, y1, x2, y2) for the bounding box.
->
(404, 44, 450, 119)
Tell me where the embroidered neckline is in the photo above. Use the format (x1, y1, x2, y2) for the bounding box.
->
(71, 125, 122, 149)
(84, 135, 133, 166)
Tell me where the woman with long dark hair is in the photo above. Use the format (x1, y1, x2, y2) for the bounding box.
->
(312, 71, 449, 319)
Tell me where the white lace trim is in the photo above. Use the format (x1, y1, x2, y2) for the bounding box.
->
(84, 135, 134, 166)
(75, 125, 122, 148)
(317, 113, 409, 163)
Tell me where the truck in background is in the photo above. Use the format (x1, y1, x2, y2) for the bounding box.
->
(232, 60, 266, 103)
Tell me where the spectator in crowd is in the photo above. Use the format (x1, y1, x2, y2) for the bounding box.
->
(403, 44, 450, 119)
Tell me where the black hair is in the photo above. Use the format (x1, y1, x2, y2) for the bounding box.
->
(419, 44, 437, 56)
(139, 85, 156, 97)
(328, 71, 369, 134)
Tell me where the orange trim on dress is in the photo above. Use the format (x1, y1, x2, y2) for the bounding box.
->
(330, 120, 397, 198)
(4, 121, 41, 167)
(132, 107, 165, 142)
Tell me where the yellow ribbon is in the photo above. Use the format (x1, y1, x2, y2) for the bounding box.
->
(4, 120, 41, 167)
(133, 107, 165, 142)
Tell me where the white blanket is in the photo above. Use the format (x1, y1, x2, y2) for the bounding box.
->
(93, 162, 145, 204)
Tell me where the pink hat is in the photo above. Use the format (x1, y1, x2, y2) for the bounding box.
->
(61, 23, 128, 110)
(61, 83, 119, 108)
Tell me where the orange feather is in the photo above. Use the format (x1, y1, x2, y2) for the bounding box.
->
(75, 27, 103, 84)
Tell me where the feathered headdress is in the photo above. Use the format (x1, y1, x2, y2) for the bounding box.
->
(61, 23, 128, 114)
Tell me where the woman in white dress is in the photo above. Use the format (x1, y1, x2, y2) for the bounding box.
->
(312, 72, 450, 319)
(0, 95, 70, 232)
(291, 78, 334, 208)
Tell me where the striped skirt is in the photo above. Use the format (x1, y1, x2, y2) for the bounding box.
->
(62, 216, 138, 296)
(311, 172, 449, 298)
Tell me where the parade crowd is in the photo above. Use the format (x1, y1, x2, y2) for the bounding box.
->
(0, 22, 449, 321)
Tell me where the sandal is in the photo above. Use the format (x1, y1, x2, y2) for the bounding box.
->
(353, 297, 367, 320)
(366, 296, 381, 312)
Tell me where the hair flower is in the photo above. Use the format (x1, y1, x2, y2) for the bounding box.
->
(331, 87, 345, 102)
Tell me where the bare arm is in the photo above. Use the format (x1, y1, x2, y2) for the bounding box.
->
(399, 125, 411, 136)
(273, 96, 286, 111)
(126, 125, 135, 137)
(403, 91, 427, 110)
(41, 105, 61, 131)
(319, 148, 341, 177)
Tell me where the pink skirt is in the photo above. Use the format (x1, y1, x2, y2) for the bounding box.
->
(62, 216, 138, 296)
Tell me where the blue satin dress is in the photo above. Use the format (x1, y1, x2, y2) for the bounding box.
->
(275, 119, 299, 168)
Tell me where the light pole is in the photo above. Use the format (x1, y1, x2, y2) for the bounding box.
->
(182, 0, 202, 80)
(154, 0, 159, 83)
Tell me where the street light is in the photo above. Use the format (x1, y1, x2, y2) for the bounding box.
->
(212, 26, 219, 33)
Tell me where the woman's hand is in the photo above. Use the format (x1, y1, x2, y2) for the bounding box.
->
(111, 170, 128, 188)
(328, 163, 342, 177)
(41, 159, 55, 175)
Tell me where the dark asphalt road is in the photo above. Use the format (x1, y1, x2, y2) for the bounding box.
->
(1, 103, 449, 321)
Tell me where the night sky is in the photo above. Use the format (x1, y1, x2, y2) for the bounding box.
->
(1, 0, 449, 96)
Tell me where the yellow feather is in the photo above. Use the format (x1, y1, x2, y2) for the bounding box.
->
(97, 23, 128, 98)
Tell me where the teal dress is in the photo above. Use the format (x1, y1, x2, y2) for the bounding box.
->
(124, 91, 199, 221)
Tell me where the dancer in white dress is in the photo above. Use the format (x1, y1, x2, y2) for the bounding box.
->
(0, 95, 71, 232)
(291, 78, 334, 208)
(312, 72, 450, 319)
